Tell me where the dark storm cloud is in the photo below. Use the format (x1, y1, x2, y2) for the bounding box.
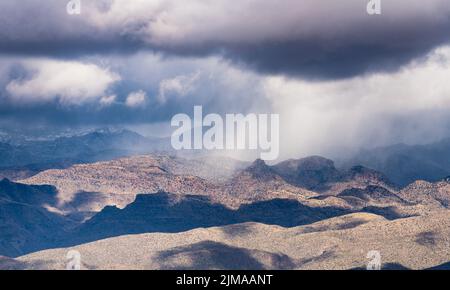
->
(222, 40, 437, 79)
(0, 0, 449, 79)
(2, 0, 450, 158)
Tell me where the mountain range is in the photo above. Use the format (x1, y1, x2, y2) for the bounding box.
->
(342, 138, 450, 186)
(3, 127, 450, 188)
(0, 128, 171, 181)
(2, 129, 450, 269)
(1, 152, 447, 259)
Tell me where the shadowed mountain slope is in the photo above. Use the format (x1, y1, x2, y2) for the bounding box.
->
(0, 179, 71, 257)
(16, 210, 450, 270)
(67, 192, 351, 246)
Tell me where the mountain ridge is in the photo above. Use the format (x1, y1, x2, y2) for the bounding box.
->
(342, 138, 450, 186)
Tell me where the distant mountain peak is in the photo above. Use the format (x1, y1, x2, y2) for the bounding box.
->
(297, 156, 336, 170)
(344, 165, 396, 189)
(0, 178, 11, 184)
(272, 156, 340, 189)
(94, 127, 123, 134)
(346, 165, 388, 179)
(243, 159, 278, 180)
(275, 156, 336, 172)
(248, 158, 268, 169)
(343, 137, 450, 186)
(83, 128, 139, 137)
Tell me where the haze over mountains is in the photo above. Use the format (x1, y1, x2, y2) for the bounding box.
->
(2, 128, 450, 269)
(0, 128, 171, 181)
(341, 138, 450, 186)
(2, 128, 450, 187)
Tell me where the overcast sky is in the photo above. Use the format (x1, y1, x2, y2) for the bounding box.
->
(1, 0, 450, 159)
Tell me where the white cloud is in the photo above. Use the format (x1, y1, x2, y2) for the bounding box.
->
(126, 90, 147, 108)
(99, 95, 117, 106)
(113, 53, 267, 113)
(157, 72, 200, 104)
(6, 59, 120, 105)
